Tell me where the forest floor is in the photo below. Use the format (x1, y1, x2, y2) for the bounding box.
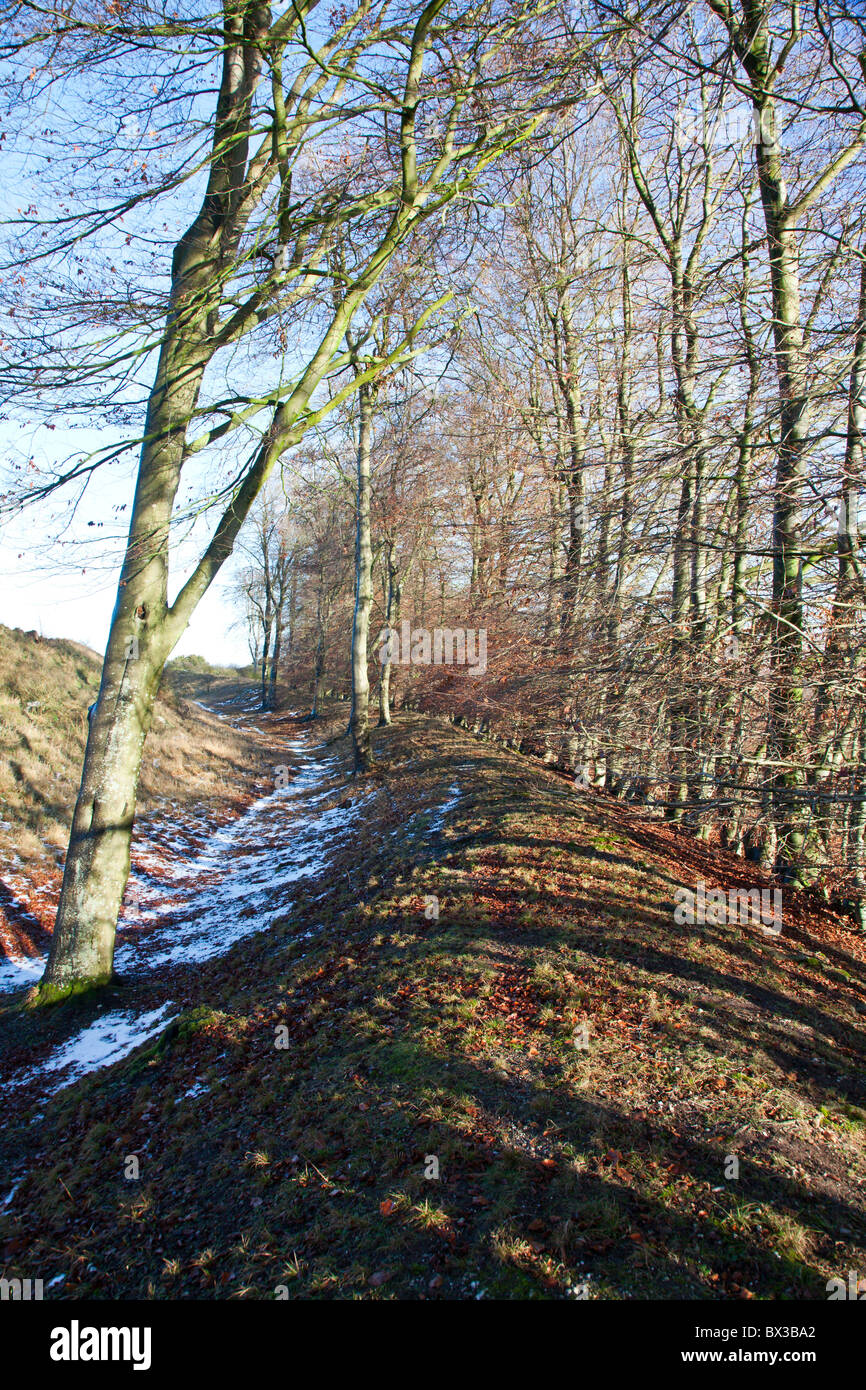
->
(1, 681, 866, 1300)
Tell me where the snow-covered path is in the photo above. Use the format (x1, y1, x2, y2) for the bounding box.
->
(117, 735, 368, 972)
(0, 705, 366, 1098)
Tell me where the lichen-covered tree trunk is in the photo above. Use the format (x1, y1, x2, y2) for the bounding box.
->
(42, 331, 213, 995)
(41, 1, 268, 997)
(42, 603, 167, 994)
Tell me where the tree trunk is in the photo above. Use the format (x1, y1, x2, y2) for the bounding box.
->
(41, 606, 165, 994)
(260, 600, 273, 710)
(378, 539, 398, 726)
(753, 96, 811, 881)
(287, 558, 298, 660)
(350, 382, 376, 771)
(311, 591, 331, 720)
(267, 604, 283, 711)
(40, 1, 269, 997)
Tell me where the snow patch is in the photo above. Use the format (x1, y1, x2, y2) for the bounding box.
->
(428, 784, 461, 834)
(2, 1181, 21, 1210)
(1, 1003, 176, 1097)
(117, 742, 369, 970)
(0, 952, 43, 994)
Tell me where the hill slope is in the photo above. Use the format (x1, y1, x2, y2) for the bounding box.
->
(1, 697, 865, 1300)
(0, 625, 268, 963)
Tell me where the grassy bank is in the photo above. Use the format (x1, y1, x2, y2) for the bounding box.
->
(1, 705, 864, 1299)
(0, 626, 269, 958)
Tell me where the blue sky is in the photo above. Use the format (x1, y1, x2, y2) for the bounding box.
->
(0, 420, 252, 666)
(0, 18, 257, 666)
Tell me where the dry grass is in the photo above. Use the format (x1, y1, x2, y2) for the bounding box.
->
(0, 624, 263, 876)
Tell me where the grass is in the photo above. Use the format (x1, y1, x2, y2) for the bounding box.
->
(0, 626, 264, 867)
(1, 699, 865, 1299)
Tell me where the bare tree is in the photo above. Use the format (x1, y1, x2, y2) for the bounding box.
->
(2, 0, 579, 998)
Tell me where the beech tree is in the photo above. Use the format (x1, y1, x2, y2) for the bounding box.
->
(0, 0, 588, 998)
(274, 1, 866, 917)
(700, 0, 866, 876)
(236, 484, 297, 710)
(6, 0, 865, 1003)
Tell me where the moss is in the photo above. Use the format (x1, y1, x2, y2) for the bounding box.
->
(174, 1004, 226, 1039)
(28, 974, 113, 1008)
(121, 1004, 228, 1078)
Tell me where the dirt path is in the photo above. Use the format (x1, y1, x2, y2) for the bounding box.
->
(0, 695, 366, 1097)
